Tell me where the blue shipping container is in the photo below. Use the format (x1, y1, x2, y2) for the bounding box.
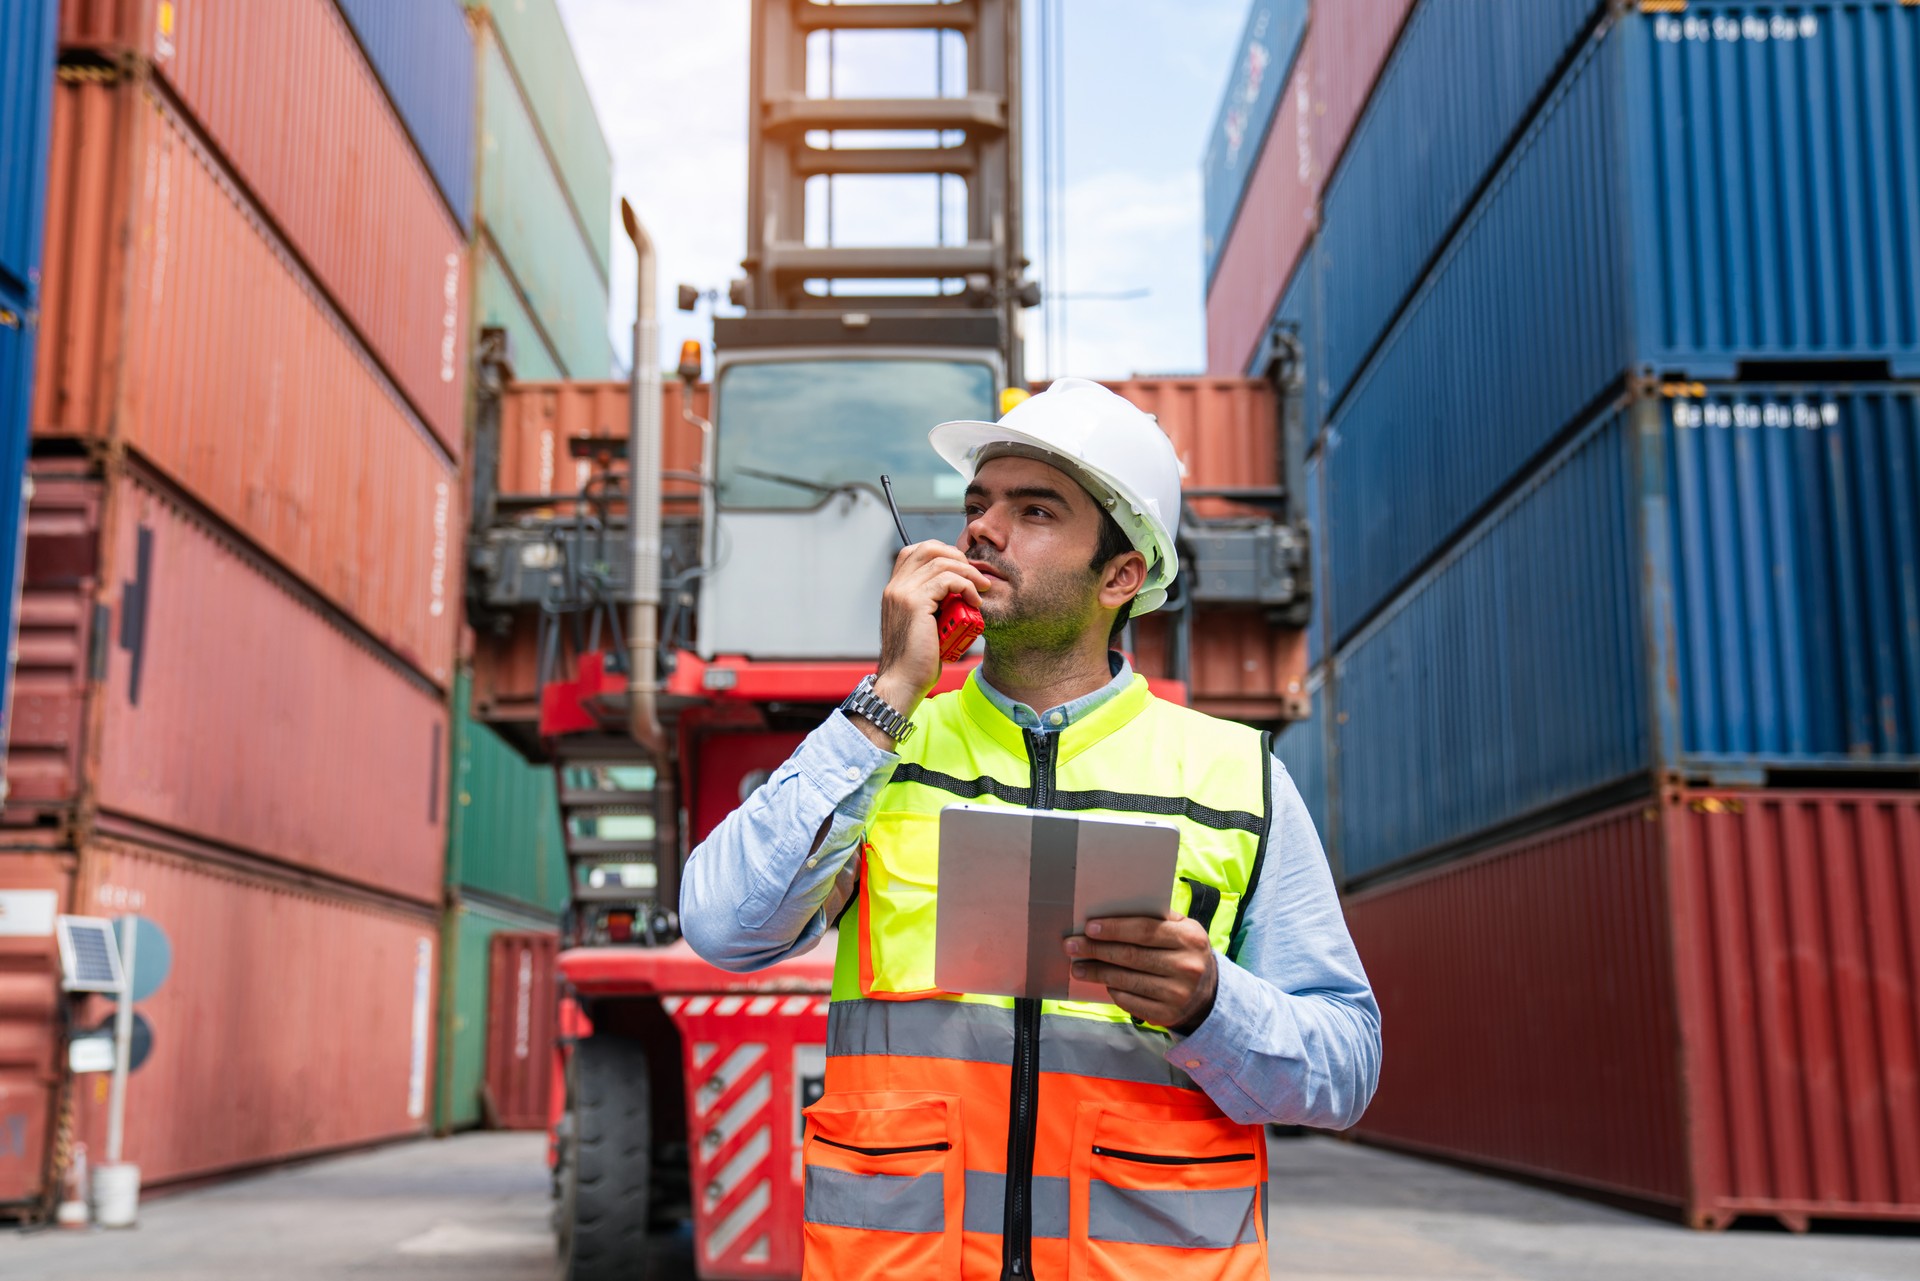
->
(0, 288, 37, 749)
(1200, 0, 1307, 285)
(0, 0, 57, 298)
(1262, 241, 1324, 438)
(1304, 449, 1325, 670)
(1317, 0, 1604, 419)
(337, 0, 477, 233)
(1333, 384, 1920, 883)
(1325, 1, 1920, 645)
(1272, 668, 1331, 857)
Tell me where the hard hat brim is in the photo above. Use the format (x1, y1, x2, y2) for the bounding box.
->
(929, 418, 1174, 614)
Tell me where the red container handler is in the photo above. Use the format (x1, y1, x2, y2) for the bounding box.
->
(560, 941, 834, 1281)
(1344, 787, 1920, 1230)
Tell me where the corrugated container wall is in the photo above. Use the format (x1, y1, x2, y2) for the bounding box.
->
(1318, 0, 1604, 416)
(438, 897, 558, 1132)
(6, 467, 450, 907)
(477, 241, 566, 383)
(35, 77, 458, 686)
(1199, 0, 1307, 284)
(1303, 446, 1324, 669)
(475, 22, 613, 380)
(57, 0, 471, 458)
(1325, 2, 1920, 644)
(449, 670, 569, 913)
(468, 0, 614, 276)
(1203, 0, 1416, 379)
(1334, 385, 1920, 881)
(71, 839, 440, 1187)
(0, 0, 57, 298)
(483, 931, 559, 1130)
(1272, 669, 1330, 846)
(0, 852, 73, 1210)
(1345, 790, 1920, 1229)
(0, 0, 56, 762)
(336, 0, 476, 231)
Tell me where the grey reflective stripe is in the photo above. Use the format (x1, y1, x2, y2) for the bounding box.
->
(829, 1000, 1014, 1067)
(962, 1170, 1069, 1239)
(1088, 1180, 1260, 1249)
(804, 1166, 945, 1234)
(1037, 1012, 1198, 1090)
(827, 1000, 1200, 1092)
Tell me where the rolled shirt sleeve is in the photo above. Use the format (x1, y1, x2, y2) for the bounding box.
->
(1167, 762, 1383, 1131)
(680, 710, 898, 971)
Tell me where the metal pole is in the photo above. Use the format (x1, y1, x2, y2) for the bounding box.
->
(106, 919, 137, 1165)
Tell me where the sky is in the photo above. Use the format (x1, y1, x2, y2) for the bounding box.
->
(555, 0, 1252, 382)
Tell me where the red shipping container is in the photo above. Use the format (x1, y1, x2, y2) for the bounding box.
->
(66, 838, 441, 1187)
(0, 852, 78, 1213)
(496, 379, 707, 513)
(1344, 789, 1920, 1229)
(1204, 1, 1417, 376)
(483, 931, 558, 1130)
(58, 0, 469, 455)
(6, 463, 449, 907)
(35, 76, 457, 685)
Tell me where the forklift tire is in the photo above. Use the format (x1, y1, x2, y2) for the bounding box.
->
(560, 1034, 655, 1281)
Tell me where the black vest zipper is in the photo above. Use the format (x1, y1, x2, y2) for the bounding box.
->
(1003, 729, 1058, 1278)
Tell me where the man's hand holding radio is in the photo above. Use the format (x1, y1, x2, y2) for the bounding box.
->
(852, 542, 989, 751)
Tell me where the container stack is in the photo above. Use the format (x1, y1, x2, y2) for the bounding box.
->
(0, 0, 60, 1220)
(1, 0, 478, 1200)
(1210, 0, 1920, 1228)
(411, 0, 610, 1131)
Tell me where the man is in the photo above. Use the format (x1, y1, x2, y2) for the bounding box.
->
(683, 378, 1380, 1280)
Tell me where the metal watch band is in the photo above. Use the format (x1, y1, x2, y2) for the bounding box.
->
(841, 675, 915, 744)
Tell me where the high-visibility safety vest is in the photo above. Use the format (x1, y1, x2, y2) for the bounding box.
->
(804, 672, 1275, 1280)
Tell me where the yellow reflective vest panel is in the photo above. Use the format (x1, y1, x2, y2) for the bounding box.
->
(803, 673, 1275, 1280)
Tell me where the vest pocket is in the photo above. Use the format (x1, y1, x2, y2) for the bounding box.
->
(802, 1090, 964, 1280)
(1067, 1104, 1267, 1281)
(858, 811, 946, 997)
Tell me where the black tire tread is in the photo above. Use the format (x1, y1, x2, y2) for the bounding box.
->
(563, 1034, 654, 1281)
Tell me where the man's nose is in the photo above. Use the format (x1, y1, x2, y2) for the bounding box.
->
(964, 503, 1007, 552)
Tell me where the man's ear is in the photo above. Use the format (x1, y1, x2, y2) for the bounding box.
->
(1098, 550, 1147, 610)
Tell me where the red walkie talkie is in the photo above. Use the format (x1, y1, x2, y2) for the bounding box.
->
(881, 475, 984, 662)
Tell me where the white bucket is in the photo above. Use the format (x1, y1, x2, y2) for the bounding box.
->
(92, 1162, 141, 1228)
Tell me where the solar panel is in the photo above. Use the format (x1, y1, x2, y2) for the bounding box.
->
(56, 916, 127, 994)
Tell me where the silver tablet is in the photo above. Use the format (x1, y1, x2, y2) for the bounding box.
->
(933, 803, 1181, 1001)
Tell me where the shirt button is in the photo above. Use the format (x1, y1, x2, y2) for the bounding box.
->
(1184, 1059, 1201, 1069)
(1048, 711, 1064, 726)
(844, 766, 861, 782)
(806, 856, 820, 868)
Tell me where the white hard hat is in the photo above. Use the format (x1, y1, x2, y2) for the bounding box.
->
(929, 377, 1183, 614)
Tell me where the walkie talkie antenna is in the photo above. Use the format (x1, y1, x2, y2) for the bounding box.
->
(879, 475, 913, 546)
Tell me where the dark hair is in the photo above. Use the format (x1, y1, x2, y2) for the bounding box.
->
(1091, 510, 1136, 645)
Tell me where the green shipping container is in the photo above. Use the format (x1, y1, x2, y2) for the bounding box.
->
(448, 670, 571, 910)
(435, 894, 559, 1132)
(467, 0, 614, 278)
(476, 29, 612, 379)
(475, 240, 565, 381)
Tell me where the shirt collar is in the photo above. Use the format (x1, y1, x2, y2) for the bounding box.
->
(972, 651, 1132, 734)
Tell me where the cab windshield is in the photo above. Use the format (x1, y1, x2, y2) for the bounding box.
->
(713, 358, 997, 510)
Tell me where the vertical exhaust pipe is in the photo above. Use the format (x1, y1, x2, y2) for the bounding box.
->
(622, 198, 665, 755)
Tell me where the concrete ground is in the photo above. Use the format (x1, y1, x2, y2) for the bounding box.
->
(2, 1130, 1915, 1279)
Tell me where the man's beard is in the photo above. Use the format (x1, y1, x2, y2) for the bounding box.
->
(969, 544, 1100, 653)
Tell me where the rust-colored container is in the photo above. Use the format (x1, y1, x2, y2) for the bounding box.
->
(58, 0, 469, 453)
(6, 463, 448, 906)
(0, 852, 76, 1213)
(65, 837, 440, 1188)
(496, 379, 707, 512)
(1132, 608, 1307, 724)
(1203, 2, 1418, 377)
(36, 75, 457, 684)
(1345, 788, 1920, 1229)
(1106, 377, 1278, 520)
(483, 930, 558, 1130)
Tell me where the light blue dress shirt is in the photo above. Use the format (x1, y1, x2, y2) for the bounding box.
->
(681, 656, 1382, 1130)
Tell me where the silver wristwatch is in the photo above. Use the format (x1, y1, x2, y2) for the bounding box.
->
(840, 675, 915, 744)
